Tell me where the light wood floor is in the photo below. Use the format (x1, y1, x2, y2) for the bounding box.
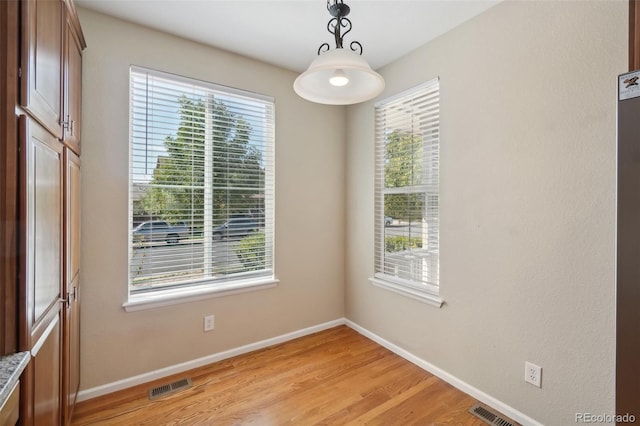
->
(71, 326, 496, 425)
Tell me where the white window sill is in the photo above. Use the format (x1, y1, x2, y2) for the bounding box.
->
(369, 275, 444, 308)
(123, 277, 279, 312)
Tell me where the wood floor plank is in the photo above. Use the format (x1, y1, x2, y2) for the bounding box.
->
(71, 326, 514, 425)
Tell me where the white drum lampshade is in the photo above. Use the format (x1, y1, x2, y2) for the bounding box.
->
(294, 48, 385, 105)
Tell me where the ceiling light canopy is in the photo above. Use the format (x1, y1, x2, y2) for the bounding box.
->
(294, 0, 385, 105)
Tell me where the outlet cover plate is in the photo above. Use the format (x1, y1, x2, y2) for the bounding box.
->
(525, 361, 542, 388)
(204, 315, 215, 332)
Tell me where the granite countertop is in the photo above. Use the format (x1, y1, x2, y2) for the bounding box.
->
(0, 352, 30, 409)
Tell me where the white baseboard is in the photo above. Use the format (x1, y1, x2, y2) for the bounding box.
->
(78, 316, 541, 426)
(343, 319, 543, 426)
(76, 318, 345, 402)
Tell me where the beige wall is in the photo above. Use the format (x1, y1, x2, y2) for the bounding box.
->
(345, 1, 626, 425)
(77, 8, 345, 390)
(79, 1, 628, 423)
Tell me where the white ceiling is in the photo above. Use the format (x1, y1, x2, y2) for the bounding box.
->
(75, 0, 500, 73)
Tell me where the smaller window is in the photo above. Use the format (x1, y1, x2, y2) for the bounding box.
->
(371, 78, 442, 307)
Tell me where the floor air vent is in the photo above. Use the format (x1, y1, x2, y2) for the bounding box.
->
(469, 403, 519, 426)
(148, 377, 192, 400)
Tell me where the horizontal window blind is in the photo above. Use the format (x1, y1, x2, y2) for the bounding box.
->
(129, 66, 275, 295)
(374, 79, 439, 292)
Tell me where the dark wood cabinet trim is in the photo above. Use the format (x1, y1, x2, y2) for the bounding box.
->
(64, 0, 86, 50)
(0, 0, 19, 356)
(629, 0, 640, 71)
(17, 115, 29, 354)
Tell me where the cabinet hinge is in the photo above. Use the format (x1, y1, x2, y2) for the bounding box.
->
(18, 67, 22, 79)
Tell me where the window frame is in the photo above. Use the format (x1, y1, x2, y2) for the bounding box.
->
(370, 78, 443, 308)
(125, 66, 277, 311)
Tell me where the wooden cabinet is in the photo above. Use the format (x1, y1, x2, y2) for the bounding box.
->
(21, 0, 64, 139)
(31, 317, 62, 426)
(62, 2, 83, 153)
(21, 116, 64, 337)
(16, 0, 85, 424)
(0, 382, 20, 425)
(21, 0, 84, 154)
(19, 115, 65, 426)
(1, 0, 84, 422)
(62, 148, 81, 424)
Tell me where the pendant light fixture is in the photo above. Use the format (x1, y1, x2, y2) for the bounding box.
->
(294, 0, 385, 105)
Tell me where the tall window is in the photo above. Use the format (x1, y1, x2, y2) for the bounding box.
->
(372, 79, 441, 306)
(128, 67, 275, 303)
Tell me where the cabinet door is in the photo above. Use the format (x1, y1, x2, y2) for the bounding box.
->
(64, 149, 80, 294)
(19, 115, 64, 426)
(22, 116, 63, 332)
(62, 276, 79, 425)
(31, 315, 62, 426)
(62, 148, 80, 424)
(21, 0, 64, 139)
(62, 12, 82, 153)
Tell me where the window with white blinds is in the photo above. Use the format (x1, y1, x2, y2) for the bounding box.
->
(371, 78, 441, 306)
(128, 66, 275, 301)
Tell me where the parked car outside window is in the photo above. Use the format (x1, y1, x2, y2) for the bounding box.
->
(132, 220, 189, 244)
(212, 217, 259, 240)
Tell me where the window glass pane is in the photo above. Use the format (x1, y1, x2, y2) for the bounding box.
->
(382, 192, 438, 285)
(384, 131, 423, 189)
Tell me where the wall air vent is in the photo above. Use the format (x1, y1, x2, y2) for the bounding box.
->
(148, 377, 193, 400)
(469, 403, 519, 426)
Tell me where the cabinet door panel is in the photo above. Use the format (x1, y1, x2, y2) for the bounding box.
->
(32, 315, 61, 426)
(27, 121, 63, 324)
(63, 275, 80, 424)
(63, 14, 82, 152)
(66, 150, 80, 282)
(62, 148, 80, 424)
(22, 0, 64, 138)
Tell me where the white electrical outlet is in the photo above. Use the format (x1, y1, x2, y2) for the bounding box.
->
(203, 315, 215, 332)
(525, 361, 542, 388)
